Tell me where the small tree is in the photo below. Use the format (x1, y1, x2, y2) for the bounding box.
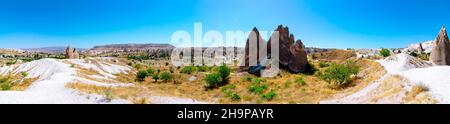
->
(159, 72, 172, 83)
(218, 64, 231, 83)
(152, 75, 159, 82)
(146, 68, 155, 76)
(204, 73, 221, 88)
(136, 70, 148, 82)
(320, 61, 359, 88)
(380, 48, 391, 57)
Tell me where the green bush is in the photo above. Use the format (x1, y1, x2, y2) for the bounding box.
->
(180, 66, 196, 74)
(318, 62, 330, 68)
(133, 64, 142, 70)
(218, 64, 231, 83)
(204, 64, 231, 89)
(249, 78, 268, 94)
(295, 77, 306, 86)
(320, 61, 359, 88)
(380, 48, 391, 57)
(146, 68, 155, 76)
(230, 93, 241, 101)
(152, 74, 159, 82)
(197, 66, 210, 72)
(0, 77, 12, 91)
(221, 84, 240, 101)
(159, 72, 172, 82)
(136, 70, 148, 81)
(204, 73, 221, 89)
(262, 90, 276, 101)
(241, 76, 253, 82)
(20, 72, 28, 78)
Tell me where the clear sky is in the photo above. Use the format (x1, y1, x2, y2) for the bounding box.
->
(1, 0, 449, 49)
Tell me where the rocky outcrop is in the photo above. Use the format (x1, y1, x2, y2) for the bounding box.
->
(288, 40, 308, 73)
(65, 46, 80, 59)
(242, 25, 309, 75)
(242, 28, 268, 70)
(430, 26, 450, 65)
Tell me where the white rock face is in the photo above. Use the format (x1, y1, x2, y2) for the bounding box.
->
(0, 58, 131, 104)
(403, 40, 433, 54)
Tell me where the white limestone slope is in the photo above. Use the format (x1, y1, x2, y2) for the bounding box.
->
(0, 58, 130, 104)
(378, 53, 450, 103)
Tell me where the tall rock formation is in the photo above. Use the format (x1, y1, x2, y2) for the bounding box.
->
(242, 25, 309, 75)
(430, 26, 450, 65)
(65, 45, 80, 59)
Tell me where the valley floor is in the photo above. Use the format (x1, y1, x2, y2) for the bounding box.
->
(0, 52, 448, 104)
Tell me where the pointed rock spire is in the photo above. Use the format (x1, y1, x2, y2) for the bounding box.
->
(430, 26, 450, 65)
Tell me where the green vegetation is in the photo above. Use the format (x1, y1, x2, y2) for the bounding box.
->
(0, 77, 12, 91)
(180, 66, 196, 74)
(196, 66, 211, 72)
(262, 90, 276, 101)
(295, 77, 306, 86)
(136, 70, 148, 82)
(380, 48, 391, 57)
(318, 62, 330, 68)
(5, 61, 16, 66)
(152, 74, 159, 82)
(20, 72, 28, 78)
(204, 64, 231, 89)
(248, 78, 268, 94)
(204, 73, 221, 88)
(159, 71, 172, 83)
(320, 61, 360, 88)
(146, 68, 155, 76)
(221, 84, 240, 101)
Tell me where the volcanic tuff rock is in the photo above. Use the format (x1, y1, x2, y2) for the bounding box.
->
(242, 25, 308, 75)
(65, 46, 80, 59)
(430, 26, 450, 65)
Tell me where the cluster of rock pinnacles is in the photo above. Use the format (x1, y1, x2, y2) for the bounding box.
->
(65, 46, 80, 59)
(431, 26, 450, 66)
(241, 25, 308, 76)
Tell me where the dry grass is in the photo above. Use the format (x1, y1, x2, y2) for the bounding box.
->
(403, 84, 437, 104)
(66, 82, 151, 104)
(10, 77, 39, 91)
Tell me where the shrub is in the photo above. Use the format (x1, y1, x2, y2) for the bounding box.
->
(221, 84, 240, 101)
(218, 64, 231, 83)
(133, 64, 142, 70)
(197, 66, 210, 72)
(262, 90, 276, 101)
(249, 79, 268, 94)
(230, 93, 241, 101)
(0, 77, 12, 91)
(159, 72, 172, 82)
(380, 48, 391, 57)
(241, 76, 253, 82)
(409, 51, 418, 57)
(20, 72, 28, 78)
(295, 77, 306, 86)
(6, 61, 16, 66)
(136, 70, 148, 81)
(204, 73, 221, 89)
(204, 64, 231, 89)
(146, 68, 155, 76)
(318, 62, 330, 68)
(180, 66, 196, 74)
(152, 74, 159, 82)
(320, 61, 359, 88)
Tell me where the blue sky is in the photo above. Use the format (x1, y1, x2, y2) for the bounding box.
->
(0, 0, 449, 49)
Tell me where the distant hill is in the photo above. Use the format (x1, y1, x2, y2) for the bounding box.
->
(90, 43, 174, 51)
(22, 47, 86, 54)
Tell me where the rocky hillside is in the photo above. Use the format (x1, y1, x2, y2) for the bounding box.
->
(87, 43, 174, 57)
